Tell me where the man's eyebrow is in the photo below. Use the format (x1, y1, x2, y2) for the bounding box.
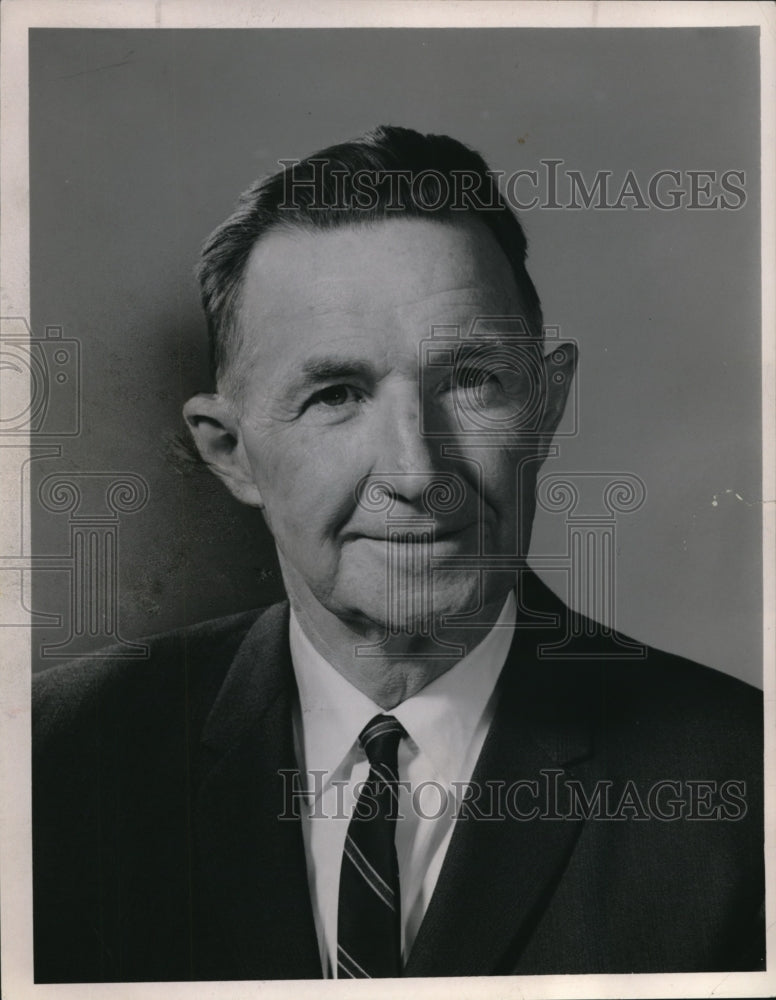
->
(284, 358, 374, 394)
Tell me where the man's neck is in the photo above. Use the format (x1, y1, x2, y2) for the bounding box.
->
(286, 588, 514, 710)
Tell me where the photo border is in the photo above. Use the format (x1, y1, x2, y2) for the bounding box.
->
(1, 3, 773, 999)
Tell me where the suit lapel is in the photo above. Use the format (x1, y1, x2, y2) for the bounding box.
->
(405, 581, 601, 977)
(194, 603, 322, 980)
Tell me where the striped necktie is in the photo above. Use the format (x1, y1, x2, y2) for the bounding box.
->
(336, 714, 406, 979)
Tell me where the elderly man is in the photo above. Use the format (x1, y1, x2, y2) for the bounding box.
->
(33, 126, 763, 982)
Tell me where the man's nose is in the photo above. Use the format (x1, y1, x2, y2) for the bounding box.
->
(364, 383, 462, 511)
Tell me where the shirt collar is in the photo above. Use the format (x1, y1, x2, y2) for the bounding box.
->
(289, 591, 516, 789)
(290, 616, 381, 788)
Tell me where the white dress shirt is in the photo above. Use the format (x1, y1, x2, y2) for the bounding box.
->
(289, 591, 517, 977)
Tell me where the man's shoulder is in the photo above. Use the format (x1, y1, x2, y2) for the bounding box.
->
(602, 640, 762, 720)
(523, 572, 762, 721)
(32, 602, 288, 743)
(521, 574, 762, 770)
(590, 640, 763, 778)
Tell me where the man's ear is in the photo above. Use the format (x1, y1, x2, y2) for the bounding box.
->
(537, 342, 578, 457)
(182, 393, 264, 508)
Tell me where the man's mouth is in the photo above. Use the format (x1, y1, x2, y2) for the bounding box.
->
(354, 524, 476, 544)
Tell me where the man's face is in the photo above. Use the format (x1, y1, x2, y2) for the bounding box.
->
(191, 218, 573, 633)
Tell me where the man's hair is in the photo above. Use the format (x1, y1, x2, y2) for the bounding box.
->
(197, 125, 543, 395)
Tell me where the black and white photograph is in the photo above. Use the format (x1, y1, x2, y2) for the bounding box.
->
(1, 2, 774, 998)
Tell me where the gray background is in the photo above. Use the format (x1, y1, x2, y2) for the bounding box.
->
(28, 28, 762, 684)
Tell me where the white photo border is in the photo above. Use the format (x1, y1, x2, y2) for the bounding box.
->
(1, 2, 774, 999)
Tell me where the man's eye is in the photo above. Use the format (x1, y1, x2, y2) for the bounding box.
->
(309, 385, 362, 408)
(453, 367, 500, 391)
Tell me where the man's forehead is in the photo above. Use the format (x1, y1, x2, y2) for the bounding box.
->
(238, 216, 522, 325)
(241, 287, 520, 335)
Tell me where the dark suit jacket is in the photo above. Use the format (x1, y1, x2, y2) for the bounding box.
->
(32, 573, 764, 982)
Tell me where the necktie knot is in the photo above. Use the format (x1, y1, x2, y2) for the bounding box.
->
(358, 714, 406, 769)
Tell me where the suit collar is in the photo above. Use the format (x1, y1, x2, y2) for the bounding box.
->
(404, 577, 601, 977)
(201, 601, 293, 755)
(196, 601, 323, 979)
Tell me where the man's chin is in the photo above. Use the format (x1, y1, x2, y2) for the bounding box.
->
(330, 570, 506, 637)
